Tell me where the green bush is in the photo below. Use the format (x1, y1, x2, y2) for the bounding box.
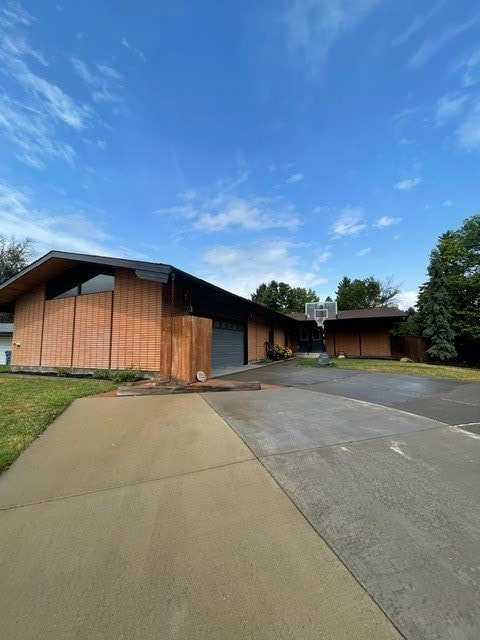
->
(92, 369, 112, 380)
(112, 364, 143, 384)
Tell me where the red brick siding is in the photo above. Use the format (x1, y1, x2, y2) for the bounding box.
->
(11, 285, 45, 366)
(72, 292, 113, 369)
(41, 298, 75, 367)
(110, 269, 164, 371)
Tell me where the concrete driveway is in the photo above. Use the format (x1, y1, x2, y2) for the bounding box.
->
(1, 363, 479, 639)
(208, 362, 480, 640)
(0, 394, 401, 640)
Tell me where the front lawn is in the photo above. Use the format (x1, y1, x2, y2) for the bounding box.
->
(0, 373, 115, 475)
(293, 357, 480, 383)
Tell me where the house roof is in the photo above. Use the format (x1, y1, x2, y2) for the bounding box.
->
(0, 251, 297, 324)
(287, 307, 407, 322)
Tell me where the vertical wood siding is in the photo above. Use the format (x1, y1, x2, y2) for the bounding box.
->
(11, 285, 45, 366)
(73, 292, 113, 369)
(110, 269, 163, 371)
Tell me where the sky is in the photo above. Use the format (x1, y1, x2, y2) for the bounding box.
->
(0, 1, 479, 309)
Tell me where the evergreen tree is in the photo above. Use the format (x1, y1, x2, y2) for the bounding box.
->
(422, 249, 457, 362)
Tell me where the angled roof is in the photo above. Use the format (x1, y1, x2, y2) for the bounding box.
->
(287, 307, 407, 322)
(0, 251, 297, 324)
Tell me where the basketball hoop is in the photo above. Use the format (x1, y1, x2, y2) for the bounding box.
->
(314, 308, 328, 329)
(315, 316, 325, 329)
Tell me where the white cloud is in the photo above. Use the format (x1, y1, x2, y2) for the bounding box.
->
(201, 240, 327, 298)
(331, 207, 367, 237)
(286, 172, 304, 184)
(122, 37, 145, 61)
(394, 178, 421, 191)
(374, 216, 402, 228)
(0, 182, 115, 255)
(194, 197, 299, 232)
(396, 290, 418, 310)
(442, 199, 453, 207)
(283, 0, 380, 72)
(409, 16, 479, 68)
(312, 249, 332, 269)
(356, 247, 371, 257)
(435, 93, 467, 125)
(455, 101, 480, 151)
(463, 49, 480, 86)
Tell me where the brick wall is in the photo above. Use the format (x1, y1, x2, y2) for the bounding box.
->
(110, 269, 164, 371)
(11, 285, 45, 366)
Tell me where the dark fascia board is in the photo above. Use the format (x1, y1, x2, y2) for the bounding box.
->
(0, 250, 296, 324)
(169, 266, 298, 324)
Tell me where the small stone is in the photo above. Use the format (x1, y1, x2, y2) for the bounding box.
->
(317, 352, 331, 366)
(196, 371, 207, 382)
(400, 357, 414, 363)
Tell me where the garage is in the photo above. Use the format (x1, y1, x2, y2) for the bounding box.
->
(211, 319, 245, 369)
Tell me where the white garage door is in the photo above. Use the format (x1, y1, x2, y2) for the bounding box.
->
(211, 319, 244, 369)
(0, 335, 12, 365)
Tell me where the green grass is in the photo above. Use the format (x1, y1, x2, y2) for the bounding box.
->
(0, 373, 115, 475)
(293, 357, 480, 382)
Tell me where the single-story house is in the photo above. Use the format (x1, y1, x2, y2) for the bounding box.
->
(0, 251, 299, 381)
(0, 322, 13, 365)
(288, 307, 408, 358)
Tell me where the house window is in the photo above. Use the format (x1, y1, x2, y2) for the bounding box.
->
(300, 328, 308, 341)
(312, 329, 322, 341)
(46, 266, 114, 300)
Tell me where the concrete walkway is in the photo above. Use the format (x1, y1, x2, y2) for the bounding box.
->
(0, 395, 401, 640)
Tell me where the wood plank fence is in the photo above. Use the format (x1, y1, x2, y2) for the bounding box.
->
(161, 315, 212, 383)
(390, 336, 429, 362)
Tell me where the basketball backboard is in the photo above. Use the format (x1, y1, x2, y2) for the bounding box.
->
(305, 300, 338, 320)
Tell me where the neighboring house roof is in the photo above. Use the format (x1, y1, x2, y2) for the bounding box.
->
(0, 251, 297, 324)
(287, 307, 407, 322)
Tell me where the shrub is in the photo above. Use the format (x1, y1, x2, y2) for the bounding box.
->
(112, 364, 143, 384)
(271, 344, 293, 361)
(92, 369, 112, 380)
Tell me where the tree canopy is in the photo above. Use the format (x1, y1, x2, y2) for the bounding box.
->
(0, 235, 36, 284)
(251, 281, 319, 313)
(417, 214, 480, 341)
(335, 276, 400, 310)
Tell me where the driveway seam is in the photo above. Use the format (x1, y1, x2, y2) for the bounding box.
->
(0, 456, 255, 512)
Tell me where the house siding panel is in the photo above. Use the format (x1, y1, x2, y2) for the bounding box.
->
(110, 269, 164, 371)
(73, 292, 113, 369)
(11, 285, 45, 366)
(360, 327, 391, 357)
(42, 298, 75, 367)
(248, 314, 270, 361)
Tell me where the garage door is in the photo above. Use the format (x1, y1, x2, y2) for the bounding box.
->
(0, 336, 12, 365)
(211, 319, 244, 369)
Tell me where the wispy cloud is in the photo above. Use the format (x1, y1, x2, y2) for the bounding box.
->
(331, 207, 367, 237)
(155, 194, 299, 233)
(442, 199, 453, 207)
(201, 240, 326, 298)
(409, 15, 479, 68)
(122, 37, 145, 62)
(391, 2, 444, 47)
(71, 56, 123, 104)
(374, 216, 402, 228)
(283, 0, 380, 73)
(394, 178, 421, 191)
(435, 93, 467, 125)
(286, 172, 304, 184)
(455, 101, 480, 151)
(356, 247, 371, 256)
(462, 49, 480, 86)
(0, 5, 92, 167)
(0, 182, 114, 255)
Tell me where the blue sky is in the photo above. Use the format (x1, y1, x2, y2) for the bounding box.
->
(0, 1, 479, 309)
